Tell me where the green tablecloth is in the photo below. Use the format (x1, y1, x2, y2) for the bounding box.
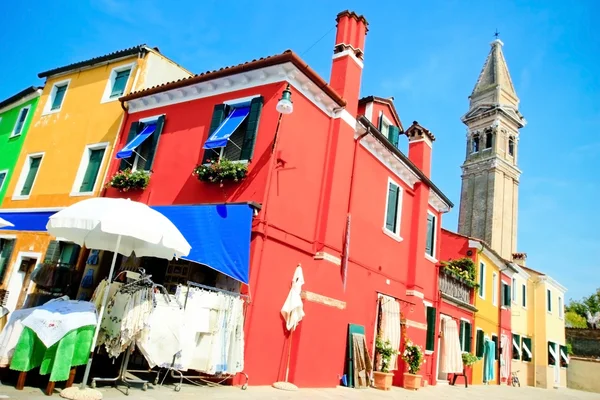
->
(9, 325, 94, 382)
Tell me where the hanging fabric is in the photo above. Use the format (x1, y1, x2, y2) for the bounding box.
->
(0, 308, 36, 368)
(440, 318, 463, 373)
(377, 296, 401, 370)
(500, 334, 510, 380)
(483, 338, 496, 383)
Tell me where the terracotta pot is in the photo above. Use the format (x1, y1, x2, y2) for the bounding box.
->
(403, 372, 422, 390)
(373, 371, 394, 390)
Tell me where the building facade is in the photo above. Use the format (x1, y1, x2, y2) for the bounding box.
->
(0, 87, 42, 205)
(0, 45, 190, 312)
(509, 260, 534, 386)
(97, 10, 452, 388)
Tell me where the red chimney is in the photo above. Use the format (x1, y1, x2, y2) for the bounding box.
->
(406, 121, 435, 178)
(330, 10, 368, 115)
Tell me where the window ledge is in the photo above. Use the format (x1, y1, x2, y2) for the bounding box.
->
(70, 191, 95, 198)
(424, 254, 438, 263)
(100, 95, 122, 105)
(42, 108, 62, 116)
(425, 350, 434, 355)
(202, 159, 249, 167)
(11, 195, 30, 201)
(9, 133, 22, 139)
(382, 227, 403, 242)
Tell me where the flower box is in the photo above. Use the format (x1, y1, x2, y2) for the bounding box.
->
(106, 169, 150, 192)
(193, 158, 248, 187)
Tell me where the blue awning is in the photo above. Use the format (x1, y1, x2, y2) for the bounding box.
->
(116, 123, 157, 159)
(203, 107, 250, 149)
(0, 210, 58, 232)
(153, 204, 253, 284)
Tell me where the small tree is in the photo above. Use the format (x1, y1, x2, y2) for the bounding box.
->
(375, 338, 398, 373)
(401, 339, 424, 375)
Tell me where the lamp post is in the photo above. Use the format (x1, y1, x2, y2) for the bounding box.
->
(276, 84, 294, 115)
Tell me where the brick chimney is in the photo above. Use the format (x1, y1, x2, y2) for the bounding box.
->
(330, 10, 368, 115)
(512, 252, 527, 267)
(406, 121, 435, 178)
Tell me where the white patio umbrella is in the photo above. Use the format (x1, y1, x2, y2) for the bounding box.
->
(273, 264, 305, 391)
(0, 217, 14, 229)
(46, 197, 191, 400)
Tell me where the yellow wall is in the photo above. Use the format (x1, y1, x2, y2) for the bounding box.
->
(473, 251, 501, 385)
(510, 271, 535, 386)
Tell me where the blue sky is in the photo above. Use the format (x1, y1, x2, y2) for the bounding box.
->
(1, 1, 598, 300)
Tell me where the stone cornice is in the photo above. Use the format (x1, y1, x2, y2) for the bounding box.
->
(461, 155, 522, 180)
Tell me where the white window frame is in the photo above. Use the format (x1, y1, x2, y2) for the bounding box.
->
(512, 277, 517, 303)
(379, 111, 392, 138)
(382, 177, 403, 242)
(508, 136, 515, 157)
(425, 210, 438, 262)
(478, 262, 486, 299)
(522, 283, 527, 309)
(42, 79, 71, 115)
(558, 296, 563, 319)
(11, 105, 31, 137)
(492, 272, 498, 306)
(100, 62, 136, 104)
(12, 152, 45, 200)
(70, 142, 110, 197)
(0, 169, 8, 192)
(547, 288, 552, 313)
(127, 114, 164, 172)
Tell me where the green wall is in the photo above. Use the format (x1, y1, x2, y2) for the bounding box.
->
(0, 95, 40, 205)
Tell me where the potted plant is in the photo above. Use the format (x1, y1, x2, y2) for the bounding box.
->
(462, 352, 478, 369)
(373, 337, 398, 390)
(193, 158, 248, 187)
(401, 339, 424, 390)
(106, 169, 150, 192)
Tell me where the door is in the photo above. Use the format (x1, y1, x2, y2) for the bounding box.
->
(553, 343, 560, 387)
(15, 258, 37, 309)
(437, 314, 451, 383)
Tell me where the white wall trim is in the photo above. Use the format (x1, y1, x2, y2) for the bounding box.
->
(223, 94, 261, 105)
(5, 251, 42, 312)
(100, 62, 137, 104)
(12, 152, 45, 201)
(423, 300, 433, 307)
(331, 49, 364, 69)
(10, 105, 32, 138)
(0, 89, 42, 115)
(406, 289, 424, 299)
(478, 261, 486, 300)
(70, 142, 110, 197)
(429, 190, 452, 213)
(365, 102, 373, 122)
(492, 272, 498, 306)
(408, 137, 433, 148)
(313, 251, 341, 266)
(42, 79, 71, 116)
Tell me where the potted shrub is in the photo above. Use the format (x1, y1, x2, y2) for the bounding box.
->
(401, 339, 424, 390)
(462, 352, 479, 369)
(193, 158, 248, 187)
(106, 169, 150, 192)
(373, 337, 398, 390)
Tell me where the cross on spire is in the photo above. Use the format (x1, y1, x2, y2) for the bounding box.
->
(494, 29, 500, 39)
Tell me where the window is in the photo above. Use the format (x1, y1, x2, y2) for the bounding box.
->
(512, 334, 521, 360)
(44, 240, 81, 266)
(48, 82, 69, 112)
(111, 70, 131, 98)
(502, 282, 511, 307)
(73, 144, 107, 194)
(425, 212, 436, 259)
(102, 64, 134, 103)
(117, 116, 165, 172)
(459, 320, 472, 352)
(559, 296, 563, 319)
(202, 97, 264, 163)
(475, 329, 484, 358)
(548, 341, 557, 366)
(491, 335, 499, 360)
(522, 283, 527, 308)
(0, 239, 16, 285)
(478, 262, 485, 298)
(508, 136, 515, 156)
(0, 170, 7, 192)
(512, 277, 517, 303)
(485, 132, 493, 149)
(547, 289, 552, 313)
(522, 337, 532, 362)
(383, 179, 403, 239)
(559, 345, 569, 368)
(11, 106, 30, 137)
(14, 154, 43, 198)
(472, 134, 480, 153)
(425, 307, 436, 351)
(492, 272, 498, 306)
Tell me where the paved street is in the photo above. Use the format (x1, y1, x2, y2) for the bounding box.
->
(1, 383, 599, 400)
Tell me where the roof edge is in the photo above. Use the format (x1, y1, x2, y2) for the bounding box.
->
(0, 86, 42, 113)
(359, 95, 403, 130)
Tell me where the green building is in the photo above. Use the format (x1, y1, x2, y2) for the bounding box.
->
(0, 87, 42, 204)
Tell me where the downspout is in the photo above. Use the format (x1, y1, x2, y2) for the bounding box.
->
(499, 266, 507, 385)
(345, 129, 370, 216)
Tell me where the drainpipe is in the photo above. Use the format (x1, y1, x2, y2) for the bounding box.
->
(345, 128, 370, 216)
(498, 267, 506, 385)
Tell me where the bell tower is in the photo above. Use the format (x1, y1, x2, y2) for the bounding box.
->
(457, 39, 526, 259)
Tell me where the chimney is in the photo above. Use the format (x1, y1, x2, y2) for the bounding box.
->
(330, 10, 368, 115)
(406, 121, 435, 178)
(512, 252, 527, 267)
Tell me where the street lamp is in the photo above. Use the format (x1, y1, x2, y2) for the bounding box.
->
(276, 84, 293, 115)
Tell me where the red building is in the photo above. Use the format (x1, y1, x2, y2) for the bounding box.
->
(102, 10, 452, 388)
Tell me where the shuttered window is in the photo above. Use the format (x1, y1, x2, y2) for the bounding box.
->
(502, 283, 511, 307)
(476, 329, 485, 358)
(459, 320, 472, 352)
(79, 148, 105, 192)
(51, 84, 68, 111)
(0, 171, 7, 191)
(522, 337, 532, 362)
(20, 156, 42, 196)
(492, 335, 499, 360)
(12, 107, 29, 136)
(0, 239, 16, 284)
(425, 213, 436, 257)
(119, 117, 165, 172)
(512, 334, 521, 360)
(110, 69, 131, 98)
(384, 181, 402, 236)
(425, 306, 436, 351)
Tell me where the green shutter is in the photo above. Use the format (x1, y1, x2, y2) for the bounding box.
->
(143, 116, 165, 171)
(560, 344, 568, 368)
(240, 96, 264, 161)
(476, 330, 485, 358)
(425, 307, 436, 351)
(79, 148, 105, 192)
(0, 172, 6, 191)
(465, 322, 472, 353)
(503, 284, 511, 307)
(388, 125, 400, 148)
(202, 104, 230, 163)
(0, 239, 15, 284)
(492, 336, 499, 360)
(52, 85, 67, 110)
(512, 334, 521, 360)
(523, 337, 533, 362)
(378, 113, 383, 130)
(21, 157, 41, 196)
(120, 122, 140, 170)
(459, 321, 465, 351)
(111, 69, 131, 97)
(60, 243, 81, 266)
(385, 183, 399, 232)
(425, 214, 434, 255)
(44, 241, 61, 264)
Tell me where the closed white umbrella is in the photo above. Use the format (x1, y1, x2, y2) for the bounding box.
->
(274, 264, 305, 391)
(0, 217, 14, 229)
(47, 197, 191, 400)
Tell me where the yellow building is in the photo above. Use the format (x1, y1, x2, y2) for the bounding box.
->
(0, 45, 190, 311)
(470, 239, 516, 385)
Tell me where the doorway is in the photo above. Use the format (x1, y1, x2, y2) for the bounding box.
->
(5, 252, 41, 312)
(436, 314, 452, 383)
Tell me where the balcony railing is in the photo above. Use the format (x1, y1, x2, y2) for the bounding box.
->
(439, 269, 472, 305)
